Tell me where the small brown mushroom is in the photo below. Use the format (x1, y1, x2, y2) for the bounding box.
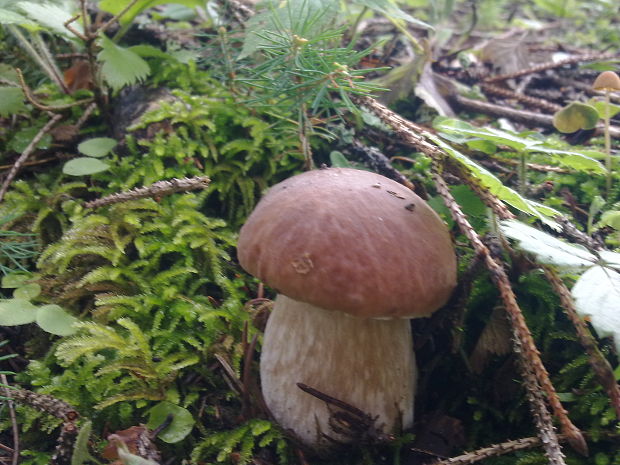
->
(237, 168, 457, 452)
(592, 70, 620, 92)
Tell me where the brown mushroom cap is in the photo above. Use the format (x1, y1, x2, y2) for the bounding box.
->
(593, 71, 620, 91)
(238, 168, 457, 318)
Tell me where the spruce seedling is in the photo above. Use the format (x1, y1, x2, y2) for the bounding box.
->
(592, 70, 620, 197)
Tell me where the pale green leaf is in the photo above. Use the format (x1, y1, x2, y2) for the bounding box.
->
(14, 283, 41, 299)
(600, 210, 620, 230)
(98, 35, 150, 92)
(16, 1, 81, 38)
(329, 151, 351, 167)
(116, 443, 160, 465)
(435, 119, 541, 151)
(0, 7, 34, 25)
(0, 87, 25, 117)
(63, 157, 110, 176)
(77, 137, 117, 157)
(588, 98, 620, 119)
(0, 299, 38, 325)
(36, 304, 78, 336)
(553, 102, 599, 133)
(1, 272, 32, 288)
(572, 265, 620, 352)
(147, 401, 195, 443)
(500, 219, 596, 268)
(538, 148, 605, 174)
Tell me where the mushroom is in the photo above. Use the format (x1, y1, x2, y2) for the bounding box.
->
(592, 70, 620, 196)
(237, 168, 457, 452)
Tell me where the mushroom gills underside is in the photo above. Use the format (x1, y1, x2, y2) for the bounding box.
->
(260, 294, 416, 451)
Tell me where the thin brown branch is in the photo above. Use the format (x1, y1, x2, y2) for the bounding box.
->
(1, 375, 19, 465)
(483, 52, 620, 83)
(0, 113, 63, 203)
(97, 0, 141, 35)
(15, 68, 94, 111)
(481, 83, 562, 113)
(83, 176, 211, 208)
(432, 167, 568, 464)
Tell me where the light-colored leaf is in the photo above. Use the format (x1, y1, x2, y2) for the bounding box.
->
(98, 35, 150, 92)
(14, 283, 41, 300)
(116, 443, 160, 465)
(600, 210, 620, 230)
(99, 0, 202, 24)
(36, 304, 78, 336)
(77, 137, 117, 158)
(599, 250, 620, 271)
(16, 1, 80, 38)
(0, 7, 35, 25)
(572, 265, 620, 352)
(553, 102, 599, 133)
(329, 151, 351, 168)
(500, 219, 596, 268)
(0, 87, 25, 117)
(0, 299, 38, 325)
(147, 401, 195, 443)
(71, 420, 93, 465)
(588, 98, 620, 119)
(63, 157, 110, 176)
(1, 273, 32, 288)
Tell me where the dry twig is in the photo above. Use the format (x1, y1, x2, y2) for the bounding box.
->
(83, 176, 211, 208)
(1, 375, 19, 465)
(0, 113, 63, 203)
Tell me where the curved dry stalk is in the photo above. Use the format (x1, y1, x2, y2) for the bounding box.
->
(0, 113, 63, 203)
(431, 167, 568, 464)
(83, 176, 211, 208)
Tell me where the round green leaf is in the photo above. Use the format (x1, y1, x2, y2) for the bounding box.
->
(36, 305, 78, 336)
(553, 102, 599, 134)
(146, 401, 194, 443)
(77, 137, 117, 157)
(1, 272, 32, 289)
(14, 283, 41, 300)
(0, 299, 38, 325)
(63, 157, 110, 176)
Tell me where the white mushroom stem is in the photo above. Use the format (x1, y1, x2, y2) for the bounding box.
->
(261, 294, 416, 451)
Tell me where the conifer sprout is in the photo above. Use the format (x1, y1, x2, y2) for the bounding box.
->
(592, 70, 620, 197)
(237, 168, 457, 453)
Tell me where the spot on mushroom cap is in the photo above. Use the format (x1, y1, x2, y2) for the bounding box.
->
(237, 168, 457, 318)
(592, 71, 620, 91)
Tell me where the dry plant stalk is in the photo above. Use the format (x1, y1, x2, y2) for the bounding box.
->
(483, 51, 620, 83)
(430, 436, 559, 465)
(353, 95, 587, 459)
(3, 387, 79, 422)
(83, 176, 211, 208)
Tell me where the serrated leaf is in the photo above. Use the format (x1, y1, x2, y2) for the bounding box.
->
(14, 283, 41, 299)
(16, 1, 81, 38)
(36, 304, 78, 336)
(0, 7, 35, 25)
(98, 35, 150, 92)
(553, 102, 599, 133)
(539, 148, 605, 174)
(63, 157, 110, 176)
(0, 87, 25, 117)
(77, 137, 117, 157)
(146, 401, 194, 443)
(500, 219, 596, 268)
(0, 299, 38, 325)
(572, 265, 620, 352)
